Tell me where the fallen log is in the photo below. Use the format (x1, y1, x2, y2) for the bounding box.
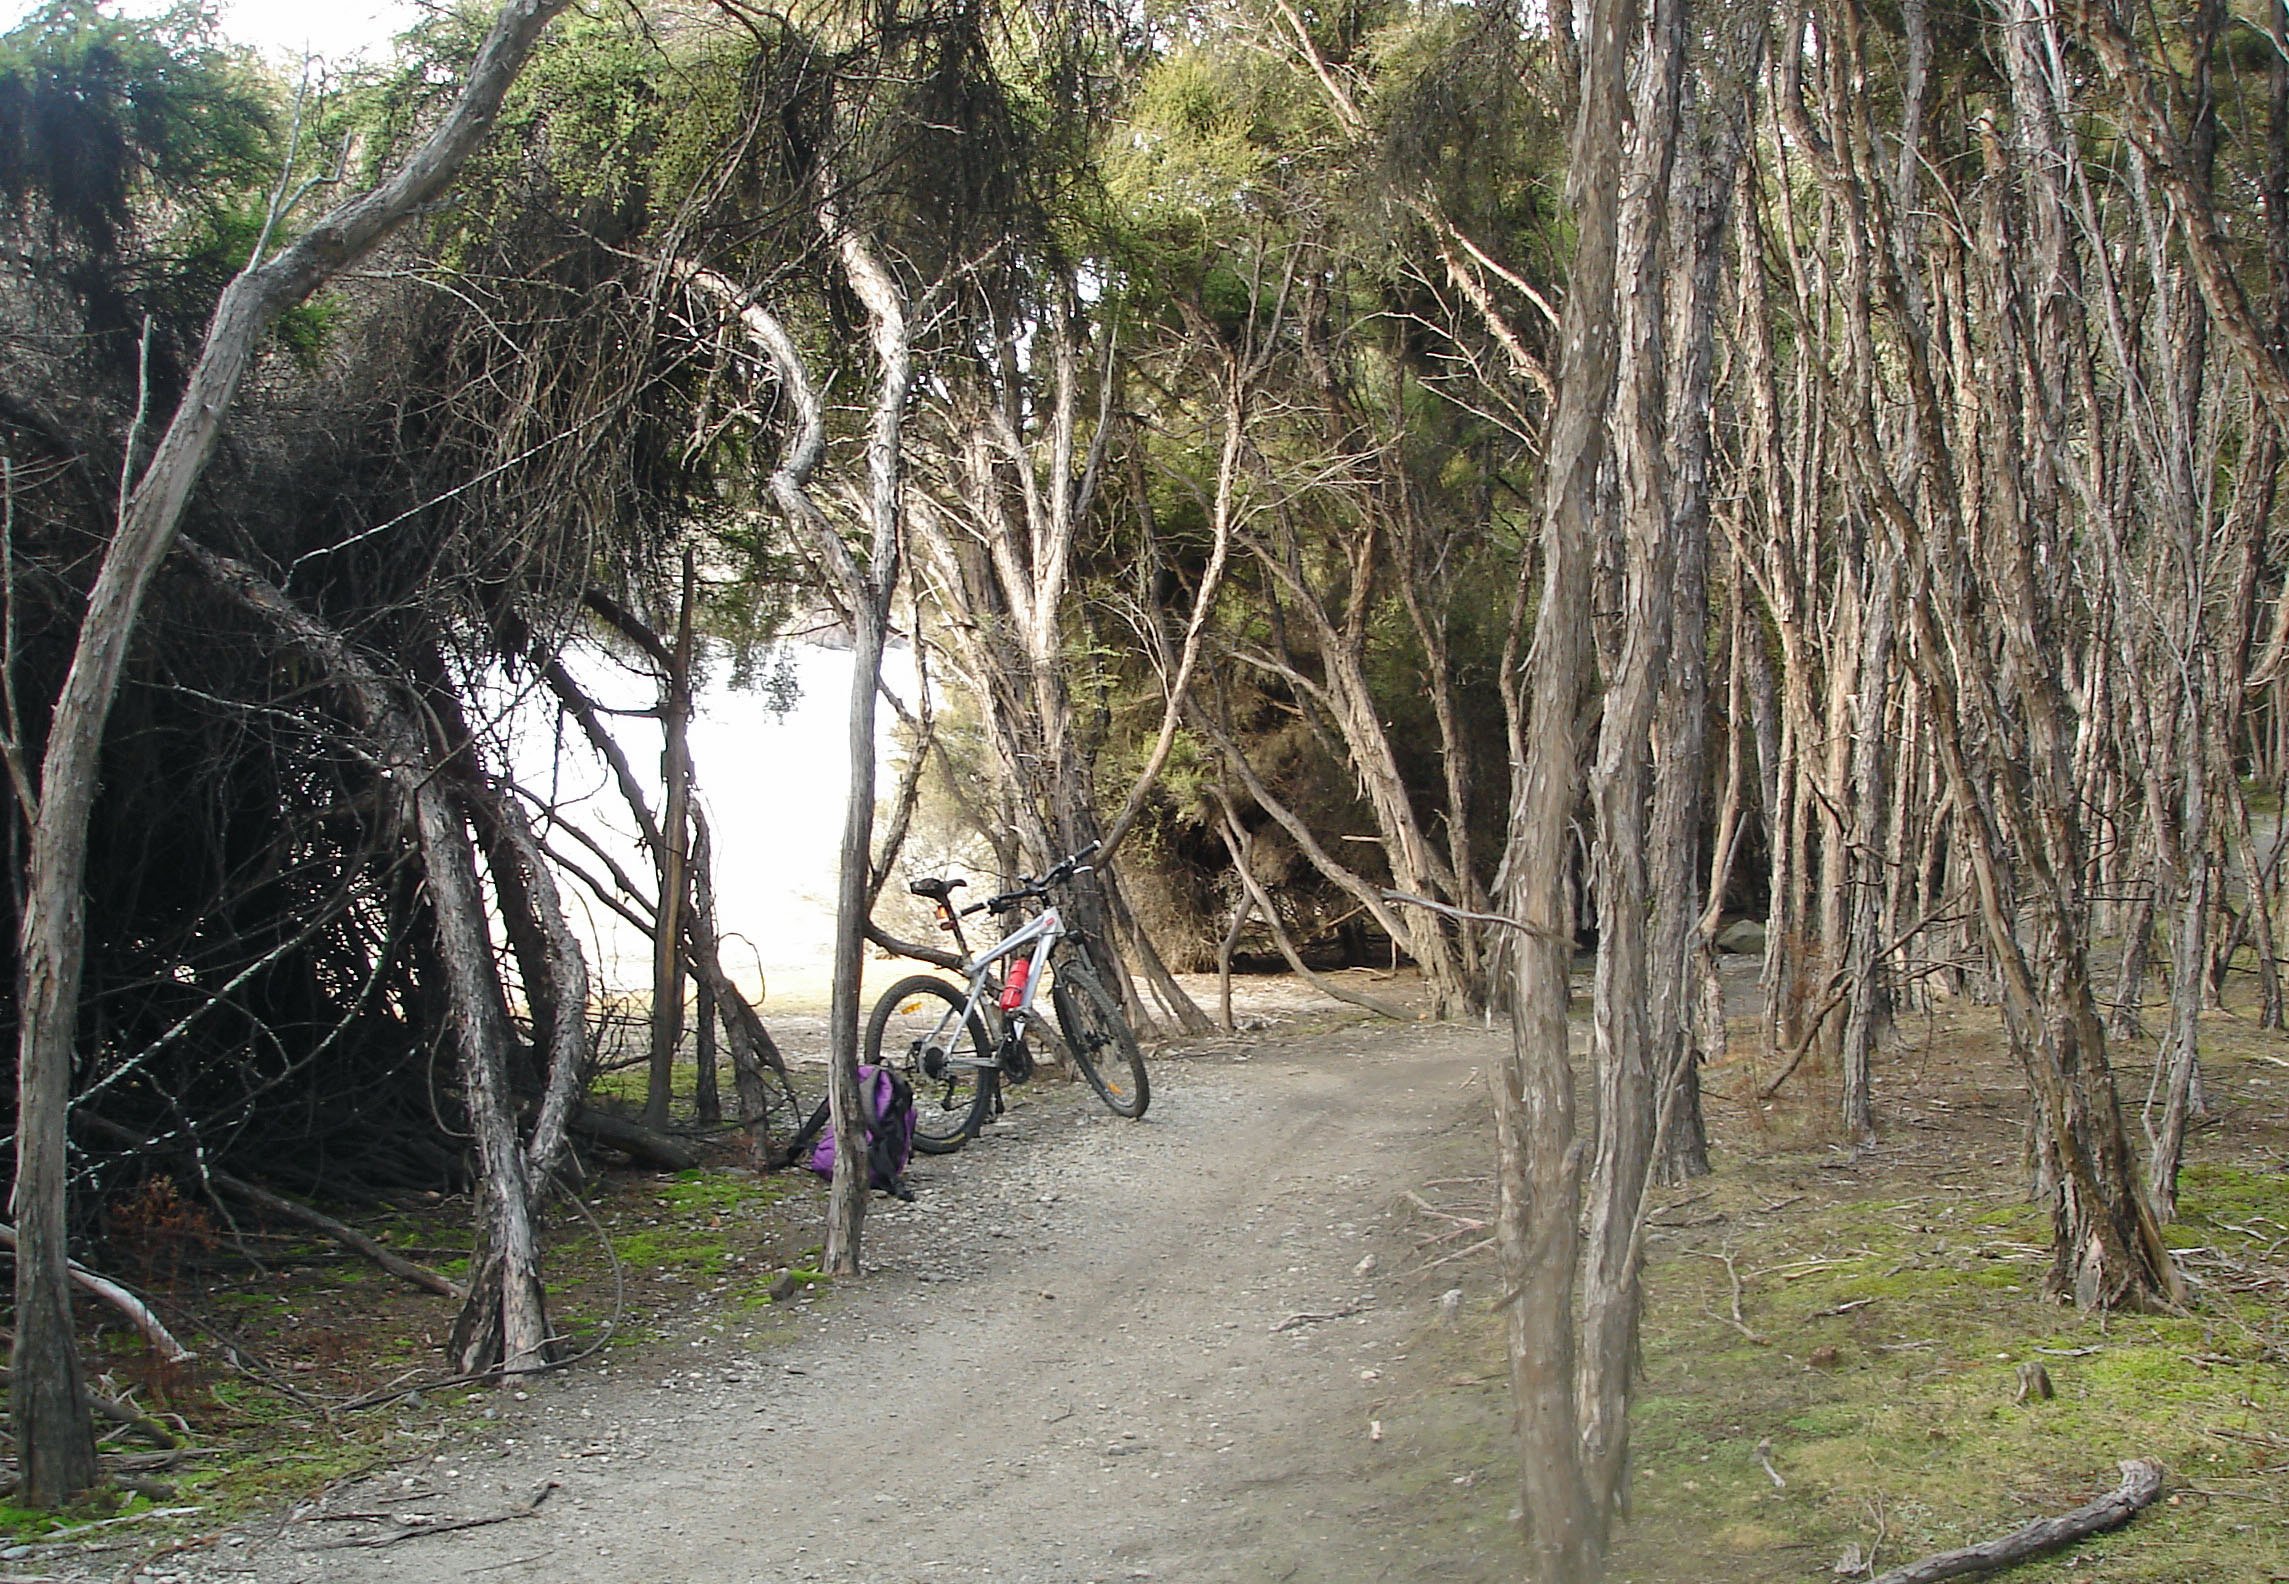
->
(208, 1174, 463, 1301)
(1869, 1458, 2166, 1584)
(569, 1107, 705, 1171)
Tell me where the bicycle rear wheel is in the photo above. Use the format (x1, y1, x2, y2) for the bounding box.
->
(865, 975, 995, 1153)
(1051, 960, 1149, 1119)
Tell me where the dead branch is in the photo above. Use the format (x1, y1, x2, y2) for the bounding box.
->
(76, 1053, 464, 1304)
(1687, 1248, 1765, 1344)
(0, 1368, 179, 1448)
(0, 1225, 192, 1363)
(1867, 1460, 2165, 1583)
(206, 1173, 462, 1301)
(313, 1480, 558, 1549)
(1271, 1302, 1374, 1332)
(1206, 788, 1416, 1020)
(1401, 1189, 1486, 1226)
(1420, 1237, 1496, 1271)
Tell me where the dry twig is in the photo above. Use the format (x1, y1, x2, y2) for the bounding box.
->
(311, 1480, 558, 1550)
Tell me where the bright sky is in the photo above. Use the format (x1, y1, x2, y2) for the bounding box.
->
(0, 0, 424, 62)
(531, 644, 904, 1014)
(208, 0, 422, 62)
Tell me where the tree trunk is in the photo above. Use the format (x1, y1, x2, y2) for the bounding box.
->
(6, 0, 571, 1502)
(645, 552, 697, 1131)
(1651, 16, 1757, 1185)
(1841, 555, 1898, 1143)
(1578, 0, 1688, 1515)
(1495, 0, 1639, 1567)
(680, 243, 909, 1267)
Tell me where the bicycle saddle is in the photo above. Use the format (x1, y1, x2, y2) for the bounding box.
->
(908, 876, 966, 902)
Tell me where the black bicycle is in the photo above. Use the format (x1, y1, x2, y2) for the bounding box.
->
(865, 842, 1149, 1153)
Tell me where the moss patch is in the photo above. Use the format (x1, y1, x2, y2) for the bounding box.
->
(1595, 1004, 2289, 1582)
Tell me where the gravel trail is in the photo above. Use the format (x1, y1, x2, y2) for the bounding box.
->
(166, 1018, 1518, 1584)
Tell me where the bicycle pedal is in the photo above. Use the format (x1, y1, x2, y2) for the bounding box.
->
(998, 1038, 1035, 1083)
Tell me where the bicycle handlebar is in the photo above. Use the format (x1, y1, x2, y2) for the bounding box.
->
(982, 841, 1104, 915)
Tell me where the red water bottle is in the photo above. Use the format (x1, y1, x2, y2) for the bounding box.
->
(1000, 956, 1031, 1011)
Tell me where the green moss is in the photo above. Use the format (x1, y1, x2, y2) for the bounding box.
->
(0, 1502, 64, 1541)
(2178, 1162, 2289, 1228)
(656, 1169, 787, 1215)
(612, 1226, 729, 1270)
(1611, 1162, 2289, 1582)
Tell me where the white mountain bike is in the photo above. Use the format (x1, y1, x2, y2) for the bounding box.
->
(866, 842, 1149, 1153)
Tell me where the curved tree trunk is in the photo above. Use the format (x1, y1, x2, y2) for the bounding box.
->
(6, 0, 572, 1503)
(185, 545, 562, 1373)
(680, 224, 912, 1273)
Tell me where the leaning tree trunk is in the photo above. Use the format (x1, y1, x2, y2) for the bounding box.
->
(6, 0, 571, 1505)
(184, 545, 565, 1371)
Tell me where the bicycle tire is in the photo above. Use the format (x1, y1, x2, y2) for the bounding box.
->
(1051, 961, 1150, 1119)
(865, 975, 995, 1153)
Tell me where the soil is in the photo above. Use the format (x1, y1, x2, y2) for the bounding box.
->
(140, 1002, 1532, 1584)
(26, 965, 2289, 1583)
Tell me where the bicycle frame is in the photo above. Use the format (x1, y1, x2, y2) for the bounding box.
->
(877, 840, 1145, 1140)
(933, 903, 1064, 1071)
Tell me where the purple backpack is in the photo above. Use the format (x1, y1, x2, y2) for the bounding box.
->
(807, 1064, 917, 1201)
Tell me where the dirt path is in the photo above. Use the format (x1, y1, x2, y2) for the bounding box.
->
(174, 1018, 1524, 1584)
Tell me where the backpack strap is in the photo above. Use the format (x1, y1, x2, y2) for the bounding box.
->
(780, 1096, 831, 1168)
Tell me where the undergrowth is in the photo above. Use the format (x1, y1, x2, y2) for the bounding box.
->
(1597, 1005, 2289, 1582)
(0, 1148, 832, 1552)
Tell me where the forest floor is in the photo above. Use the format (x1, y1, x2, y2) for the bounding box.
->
(8, 968, 2289, 1583)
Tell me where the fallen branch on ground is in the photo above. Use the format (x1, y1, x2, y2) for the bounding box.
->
(1419, 1236, 1494, 1271)
(1401, 1189, 1486, 1227)
(71, 1112, 463, 1300)
(1687, 1248, 1765, 1344)
(0, 1224, 193, 1362)
(312, 1480, 558, 1549)
(1867, 1459, 2165, 1583)
(209, 1173, 463, 1300)
(1271, 1303, 1373, 1333)
(0, 1368, 180, 1449)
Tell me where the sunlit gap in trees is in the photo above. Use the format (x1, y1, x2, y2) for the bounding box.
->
(498, 639, 916, 1007)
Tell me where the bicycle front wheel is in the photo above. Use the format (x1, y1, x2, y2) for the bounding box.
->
(1051, 961, 1149, 1119)
(866, 975, 995, 1153)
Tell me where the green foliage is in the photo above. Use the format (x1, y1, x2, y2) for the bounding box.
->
(0, 0, 284, 370)
(0, 0, 274, 257)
